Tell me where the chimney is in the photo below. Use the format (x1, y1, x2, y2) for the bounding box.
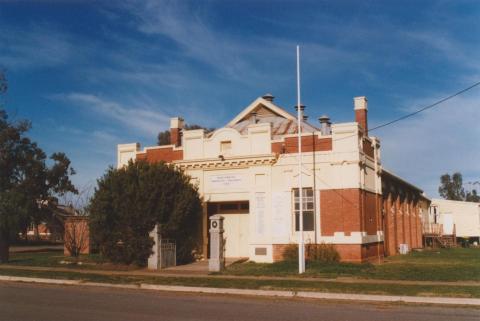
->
(262, 93, 275, 102)
(295, 104, 306, 120)
(354, 96, 368, 135)
(170, 117, 184, 147)
(318, 115, 331, 135)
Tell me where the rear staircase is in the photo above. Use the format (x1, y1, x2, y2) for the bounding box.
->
(423, 224, 457, 248)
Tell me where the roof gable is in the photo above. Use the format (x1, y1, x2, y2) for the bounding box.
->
(226, 97, 296, 127)
(225, 96, 319, 138)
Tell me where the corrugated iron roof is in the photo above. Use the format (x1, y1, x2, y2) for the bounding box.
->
(226, 104, 319, 139)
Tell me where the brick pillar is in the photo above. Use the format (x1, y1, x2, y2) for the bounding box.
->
(395, 196, 401, 254)
(354, 96, 368, 136)
(169, 117, 184, 147)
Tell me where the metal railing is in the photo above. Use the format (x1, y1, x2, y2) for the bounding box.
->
(160, 239, 176, 269)
(423, 223, 443, 236)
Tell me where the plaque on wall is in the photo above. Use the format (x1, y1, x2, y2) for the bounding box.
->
(255, 192, 266, 236)
(208, 174, 246, 190)
(272, 191, 291, 238)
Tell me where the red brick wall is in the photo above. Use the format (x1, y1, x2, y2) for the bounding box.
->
(272, 136, 332, 154)
(320, 189, 382, 237)
(137, 147, 183, 163)
(320, 189, 361, 236)
(383, 192, 424, 256)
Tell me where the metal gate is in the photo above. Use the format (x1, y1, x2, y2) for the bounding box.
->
(160, 239, 176, 268)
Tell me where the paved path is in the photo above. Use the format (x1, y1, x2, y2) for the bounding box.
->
(1, 264, 479, 287)
(9, 245, 63, 253)
(1, 281, 478, 321)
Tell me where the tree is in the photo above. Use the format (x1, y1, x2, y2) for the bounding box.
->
(0, 72, 77, 262)
(439, 172, 465, 201)
(157, 124, 215, 145)
(438, 172, 480, 202)
(466, 188, 480, 202)
(89, 160, 202, 266)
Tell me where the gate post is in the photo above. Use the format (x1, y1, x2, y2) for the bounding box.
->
(209, 215, 225, 272)
(148, 224, 161, 270)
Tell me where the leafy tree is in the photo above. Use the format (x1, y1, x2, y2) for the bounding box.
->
(439, 172, 480, 202)
(466, 188, 480, 202)
(89, 160, 202, 266)
(0, 72, 77, 262)
(157, 124, 215, 145)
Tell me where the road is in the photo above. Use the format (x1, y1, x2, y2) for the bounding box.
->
(0, 282, 478, 321)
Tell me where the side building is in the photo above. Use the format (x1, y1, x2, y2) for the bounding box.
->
(428, 199, 480, 244)
(118, 94, 429, 263)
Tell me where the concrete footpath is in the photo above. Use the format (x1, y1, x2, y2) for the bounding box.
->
(1, 275, 479, 307)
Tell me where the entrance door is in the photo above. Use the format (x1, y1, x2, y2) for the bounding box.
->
(221, 212, 249, 258)
(442, 213, 454, 235)
(208, 201, 250, 258)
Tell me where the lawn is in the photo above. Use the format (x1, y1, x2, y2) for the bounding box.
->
(4, 248, 480, 282)
(225, 248, 480, 282)
(6, 250, 141, 271)
(1, 267, 480, 298)
(1, 248, 480, 298)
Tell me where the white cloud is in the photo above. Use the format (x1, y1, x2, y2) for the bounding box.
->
(52, 93, 171, 136)
(376, 90, 480, 197)
(0, 23, 76, 69)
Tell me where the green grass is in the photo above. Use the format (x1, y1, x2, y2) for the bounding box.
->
(4, 248, 480, 283)
(0, 267, 479, 298)
(225, 248, 480, 282)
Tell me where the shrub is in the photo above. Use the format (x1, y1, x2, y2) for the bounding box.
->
(282, 243, 299, 262)
(89, 160, 202, 266)
(306, 243, 340, 263)
(282, 243, 340, 263)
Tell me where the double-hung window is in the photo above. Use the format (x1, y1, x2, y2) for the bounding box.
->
(293, 188, 314, 231)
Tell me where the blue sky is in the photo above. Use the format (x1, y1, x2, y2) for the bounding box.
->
(1, 0, 479, 197)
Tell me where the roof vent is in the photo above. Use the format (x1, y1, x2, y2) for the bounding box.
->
(294, 104, 306, 112)
(318, 115, 331, 135)
(262, 93, 275, 102)
(303, 115, 308, 121)
(250, 111, 258, 124)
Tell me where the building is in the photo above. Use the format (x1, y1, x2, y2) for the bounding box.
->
(117, 94, 428, 263)
(428, 199, 480, 243)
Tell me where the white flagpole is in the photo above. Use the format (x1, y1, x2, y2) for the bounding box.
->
(296, 45, 305, 274)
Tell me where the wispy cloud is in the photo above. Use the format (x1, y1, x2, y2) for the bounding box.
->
(377, 90, 480, 197)
(52, 93, 171, 136)
(0, 23, 76, 69)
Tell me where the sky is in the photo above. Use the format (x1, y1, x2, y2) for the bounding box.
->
(1, 0, 479, 198)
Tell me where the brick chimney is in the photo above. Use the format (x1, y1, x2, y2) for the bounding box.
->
(170, 117, 184, 147)
(354, 96, 368, 135)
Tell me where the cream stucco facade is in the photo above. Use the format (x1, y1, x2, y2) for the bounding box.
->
(118, 95, 425, 262)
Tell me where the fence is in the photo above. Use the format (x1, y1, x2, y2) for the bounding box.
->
(159, 239, 176, 269)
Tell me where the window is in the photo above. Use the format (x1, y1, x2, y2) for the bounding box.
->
(293, 188, 314, 231)
(220, 141, 232, 154)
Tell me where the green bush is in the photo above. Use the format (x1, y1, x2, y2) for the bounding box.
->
(282, 243, 340, 263)
(306, 243, 340, 263)
(89, 161, 202, 266)
(282, 244, 299, 262)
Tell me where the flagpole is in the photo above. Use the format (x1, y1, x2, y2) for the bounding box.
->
(296, 45, 305, 274)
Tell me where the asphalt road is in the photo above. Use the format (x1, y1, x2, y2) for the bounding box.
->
(0, 282, 478, 321)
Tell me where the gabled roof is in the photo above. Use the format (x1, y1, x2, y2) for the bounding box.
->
(225, 96, 319, 139)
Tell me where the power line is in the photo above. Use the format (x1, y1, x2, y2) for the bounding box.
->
(369, 80, 480, 132)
